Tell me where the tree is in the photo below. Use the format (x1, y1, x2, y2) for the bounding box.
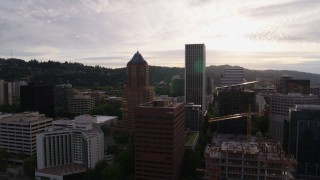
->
(106, 144, 119, 155)
(23, 156, 37, 177)
(115, 145, 134, 176)
(182, 149, 202, 179)
(0, 149, 9, 170)
(102, 163, 123, 180)
(252, 116, 269, 134)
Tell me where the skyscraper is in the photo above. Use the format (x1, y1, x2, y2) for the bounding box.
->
(185, 103, 201, 131)
(113, 51, 154, 134)
(20, 83, 54, 117)
(287, 105, 320, 178)
(134, 96, 185, 180)
(185, 44, 206, 111)
(0, 80, 13, 105)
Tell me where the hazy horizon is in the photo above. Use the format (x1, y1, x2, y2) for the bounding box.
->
(1, 0, 320, 74)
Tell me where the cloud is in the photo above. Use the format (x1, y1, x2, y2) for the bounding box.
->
(0, 0, 319, 74)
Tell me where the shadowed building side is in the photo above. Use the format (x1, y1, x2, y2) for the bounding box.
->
(113, 51, 154, 134)
(185, 44, 206, 112)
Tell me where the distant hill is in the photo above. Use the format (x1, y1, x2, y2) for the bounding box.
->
(1, 58, 320, 87)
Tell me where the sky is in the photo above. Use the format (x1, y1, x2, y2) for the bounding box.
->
(0, 0, 320, 74)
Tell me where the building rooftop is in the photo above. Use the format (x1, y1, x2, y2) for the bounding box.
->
(75, 114, 117, 124)
(207, 134, 296, 163)
(36, 163, 86, 176)
(0, 112, 51, 124)
(272, 93, 318, 98)
(48, 119, 103, 139)
(128, 51, 147, 65)
(139, 96, 183, 108)
(293, 104, 320, 111)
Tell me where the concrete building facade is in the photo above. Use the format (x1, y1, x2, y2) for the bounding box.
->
(134, 96, 185, 180)
(185, 44, 206, 111)
(310, 85, 320, 97)
(69, 93, 95, 115)
(220, 67, 244, 87)
(0, 112, 53, 156)
(36, 119, 104, 179)
(269, 93, 319, 144)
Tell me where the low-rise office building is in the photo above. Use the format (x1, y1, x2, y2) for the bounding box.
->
(69, 94, 95, 115)
(0, 112, 52, 156)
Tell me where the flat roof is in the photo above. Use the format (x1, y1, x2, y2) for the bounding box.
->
(95, 115, 117, 123)
(36, 163, 86, 176)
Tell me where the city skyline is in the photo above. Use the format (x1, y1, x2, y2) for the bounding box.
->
(1, 0, 320, 74)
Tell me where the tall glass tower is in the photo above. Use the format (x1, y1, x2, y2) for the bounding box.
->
(185, 44, 206, 111)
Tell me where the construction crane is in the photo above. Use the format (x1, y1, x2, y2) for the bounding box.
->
(208, 105, 258, 140)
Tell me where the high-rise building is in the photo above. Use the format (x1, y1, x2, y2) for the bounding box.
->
(54, 85, 75, 117)
(12, 80, 28, 97)
(0, 80, 13, 105)
(20, 83, 54, 117)
(185, 103, 201, 131)
(36, 119, 104, 179)
(0, 112, 52, 156)
(134, 96, 185, 180)
(220, 67, 244, 86)
(206, 77, 214, 95)
(269, 93, 319, 145)
(216, 90, 256, 135)
(185, 44, 206, 111)
(113, 51, 154, 134)
(287, 105, 320, 179)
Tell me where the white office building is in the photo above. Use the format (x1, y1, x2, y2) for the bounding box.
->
(220, 67, 244, 86)
(0, 112, 52, 156)
(36, 119, 104, 179)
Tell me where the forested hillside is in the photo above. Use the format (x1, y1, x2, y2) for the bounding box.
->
(1, 58, 320, 87)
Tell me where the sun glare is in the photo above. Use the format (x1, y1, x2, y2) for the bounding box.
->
(205, 17, 273, 53)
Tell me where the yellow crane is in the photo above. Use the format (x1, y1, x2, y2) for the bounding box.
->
(208, 105, 258, 140)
